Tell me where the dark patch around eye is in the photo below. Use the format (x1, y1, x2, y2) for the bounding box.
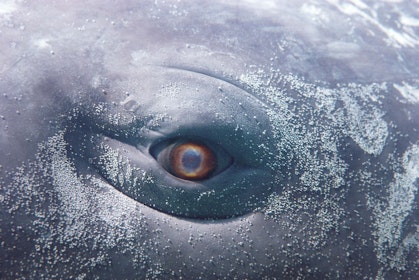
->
(63, 111, 273, 219)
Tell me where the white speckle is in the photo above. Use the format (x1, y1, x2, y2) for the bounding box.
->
(371, 144, 419, 273)
(394, 82, 419, 104)
(324, 41, 360, 59)
(327, 0, 419, 48)
(34, 38, 52, 49)
(400, 14, 419, 27)
(340, 84, 388, 156)
(301, 3, 330, 23)
(0, 0, 17, 15)
(131, 50, 151, 64)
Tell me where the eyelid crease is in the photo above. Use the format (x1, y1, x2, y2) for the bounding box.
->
(161, 65, 273, 110)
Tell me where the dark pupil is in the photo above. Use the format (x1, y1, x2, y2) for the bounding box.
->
(182, 149, 202, 171)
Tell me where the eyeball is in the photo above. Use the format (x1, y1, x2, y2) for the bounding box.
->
(169, 142, 217, 180)
(151, 139, 233, 181)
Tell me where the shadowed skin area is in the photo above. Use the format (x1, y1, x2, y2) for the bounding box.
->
(1, 0, 418, 279)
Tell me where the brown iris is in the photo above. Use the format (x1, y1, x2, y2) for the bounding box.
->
(169, 142, 217, 180)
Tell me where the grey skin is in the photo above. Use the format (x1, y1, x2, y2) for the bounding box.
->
(1, 0, 418, 279)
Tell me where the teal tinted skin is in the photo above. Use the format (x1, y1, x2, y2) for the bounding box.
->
(0, 0, 418, 279)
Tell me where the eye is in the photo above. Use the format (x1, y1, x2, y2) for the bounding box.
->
(164, 142, 217, 180)
(151, 139, 233, 181)
(68, 114, 274, 219)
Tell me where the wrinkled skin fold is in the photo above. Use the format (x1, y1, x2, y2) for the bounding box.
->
(1, 0, 418, 279)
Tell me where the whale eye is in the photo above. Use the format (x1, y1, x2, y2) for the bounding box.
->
(151, 139, 232, 181)
(169, 142, 217, 180)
